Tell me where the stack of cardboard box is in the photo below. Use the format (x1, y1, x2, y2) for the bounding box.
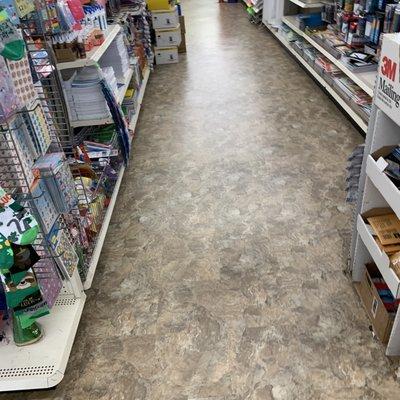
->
(147, 0, 186, 64)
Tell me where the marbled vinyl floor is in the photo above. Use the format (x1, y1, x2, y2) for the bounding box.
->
(4, 1, 400, 399)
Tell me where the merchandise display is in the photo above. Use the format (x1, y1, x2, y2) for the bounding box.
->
(260, 0, 383, 132)
(351, 33, 400, 356)
(2, 0, 400, 394)
(0, 0, 156, 392)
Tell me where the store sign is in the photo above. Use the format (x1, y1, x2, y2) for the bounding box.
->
(376, 33, 400, 126)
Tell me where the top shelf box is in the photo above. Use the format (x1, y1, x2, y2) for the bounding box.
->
(56, 25, 121, 71)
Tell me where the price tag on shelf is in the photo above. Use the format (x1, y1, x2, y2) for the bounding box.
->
(376, 156, 388, 172)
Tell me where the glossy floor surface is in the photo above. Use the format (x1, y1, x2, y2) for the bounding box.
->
(4, 1, 400, 399)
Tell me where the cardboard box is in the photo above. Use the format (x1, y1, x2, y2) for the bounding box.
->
(357, 263, 395, 343)
(146, 0, 172, 10)
(375, 33, 400, 126)
(151, 6, 179, 29)
(367, 213, 400, 245)
(154, 46, 178, 64)
(54, 47, 79, 63)
(178, 17, 186, 53)
(155, 25, 181, 47)
(178, 33, 186, 53)
(179, 15, 185, 33)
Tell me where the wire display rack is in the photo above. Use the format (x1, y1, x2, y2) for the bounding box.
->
(0, 0, 151, 390)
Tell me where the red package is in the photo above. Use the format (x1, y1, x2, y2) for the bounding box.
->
(67, 0, 85, 21)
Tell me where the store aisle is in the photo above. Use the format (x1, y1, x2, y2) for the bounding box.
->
(5, 1, 400, 399)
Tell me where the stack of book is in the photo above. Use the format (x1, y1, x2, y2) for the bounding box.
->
(99, 33, 131, 81)
(63, 66, 119, 123)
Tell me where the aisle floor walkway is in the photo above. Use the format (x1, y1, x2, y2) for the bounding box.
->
(4, 1, 400, 399)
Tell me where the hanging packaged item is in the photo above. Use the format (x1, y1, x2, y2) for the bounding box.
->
(33, 153, 79, 213)
(47, 221, 79, 278)
(31, 178, 59, 234)
(14, 0, 35, 18)
(56, 0, 78, 32)
(67, 0, 84, 21)
(0, 116, 36, 191)
(6, 54, 37, 108)
(0, 9, 25, 60)
(33, 255, 62, 309)
(0, 55, 21, 123)
(0, 0, 20, 25)
(24, 0, 60, 35)
(0, 189, 39, 248)
(22, 103, 52, 156)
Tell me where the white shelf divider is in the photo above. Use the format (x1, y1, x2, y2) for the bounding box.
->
(57, 25, 121, 70)
(281, 15, 376, 96)
(366, 155, 400, 219)
(263, 23, 368, 132)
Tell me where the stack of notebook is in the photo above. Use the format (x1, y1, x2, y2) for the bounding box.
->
(63, 66, 119, 123)
(100, 33, 131, 81)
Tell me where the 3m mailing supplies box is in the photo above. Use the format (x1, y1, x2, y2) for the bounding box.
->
(155, 25, 182, 48)
(152, 6, 179, 29)
(376, 33, 400, 126)
(154, 47, 178, 64)
(358, 263, 396, 343)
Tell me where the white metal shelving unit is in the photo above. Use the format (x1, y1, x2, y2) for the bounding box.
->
(0, 18, 152, 390)
(351, 34, 400, 356)
(281, 15, 376, 96)
(263, 22, 368, 132)
(0, 65, 151, 391)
